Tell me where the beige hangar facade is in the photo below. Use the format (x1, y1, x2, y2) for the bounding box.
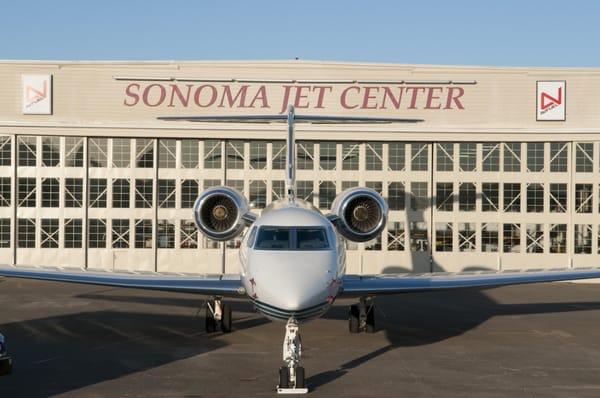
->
(1, 60, 600, 275)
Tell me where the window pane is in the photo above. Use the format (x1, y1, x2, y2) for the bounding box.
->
(459, 182, 476, 211)
(157, 220, 175, 248)
(136, 139, 154, 168)
(365, 235, 382, 251)
(576, 143, 593, 173)
(526, 224, 544, 253)
(436, 143, 453, 171)
(89, 138, 107, 168)
(435, 222, 453, 251)
(65, 137, 84, 167)
(271, 180, 285, 202)
(297, 141, 314, 170)
(158, 179, 176, 208)
(388, 143, 405, 171)
(436, 182, 453, 211)
(0, 177, 11, 207)
(159, 139, 176, 168)
(482, 183, 499, 212)
(503, 143, 521, 172)
(112, 219, 130, 248)
(319, 142, 336, 170)
(387, 222, 405, 251)
(526, 183, 544, 213)
(18, 218, 36, 248)
(550, 142, 568, 172)
(181, 139, 199, 168)
(411, 143, 428, 171)
(575, 184, 593, 213)
(88, 219, 106, 248)
(180, 220, 198, 249)
(41, 218, 59, 248)
(204, 140, 222, 169)
(0, 136, 11, 166)
(342, 142, 359, 170)
(18, 136, 37, 166)
(135, 179, 153, 208)
(226, 140, 244, 169)
(250, 180, 267, 209)
(365, 143, 382, 170)
(482, 223, 498, 252)
(459, 143, 476, 172)
(503, 223, 521, 253)
(112, 138, 131, 168)
(550, 183, 567, 213)
(65, 178, 83, 208)
(112, 179, 130, 208)
(458, 222, 476, 252)
(482, 143, 499, 171)
(0, 218, 10, 248)
(250, 141, 267, 170)
(410, 182, 428, 211)
(41, 178, 59, 207)
(574, 224, 592, 254)
(318, 181, 336, 210)
(410, 221, 428, 252)
(18, 177, 36, 207)
(503, 183, 521, 212)
(297, 181, 313, 202)
(181, 180, 198, 209)
(41, 137, 60, 167)
(388, 182, 405, 211)
(526, 142, 544, 172)
(550, 224, 567, 253)
(89, 179, 107, 208)
(255, 227, 291, 250)
(135, 219, 152, 248)
(272, 141, 286, 170)
(64, 219, 82, 248)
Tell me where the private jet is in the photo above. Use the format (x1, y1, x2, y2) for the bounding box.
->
(3, 106, 600, 393)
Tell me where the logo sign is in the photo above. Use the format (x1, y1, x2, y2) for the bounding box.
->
(22, 74, 52, 115)
(536, 81, 565, 121)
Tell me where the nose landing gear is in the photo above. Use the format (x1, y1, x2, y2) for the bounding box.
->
(277, 318, 308, 394)
(349, 297, 375, 334)
(205, 298, 232, 333)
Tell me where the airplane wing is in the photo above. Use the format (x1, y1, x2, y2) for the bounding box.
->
(340, 268, 600, 297)
(0, 265, 244, 297)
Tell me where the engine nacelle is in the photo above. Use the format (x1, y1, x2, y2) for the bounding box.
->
(193, 186, 252, 241)
(329, 187, 388, 242)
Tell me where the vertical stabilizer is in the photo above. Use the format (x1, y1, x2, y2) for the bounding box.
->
(286, 106, 296, 202)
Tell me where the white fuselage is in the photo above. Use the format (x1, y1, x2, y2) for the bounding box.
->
(239, 201, 345, 322)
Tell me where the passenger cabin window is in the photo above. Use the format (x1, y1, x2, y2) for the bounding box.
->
(254, 226, 329, 250)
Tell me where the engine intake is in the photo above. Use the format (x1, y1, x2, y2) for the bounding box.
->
(194, 186, 251, 241)
(330, 187, 388, 242)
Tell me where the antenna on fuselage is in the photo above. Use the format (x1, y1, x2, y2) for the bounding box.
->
(286, 106, 296, 203)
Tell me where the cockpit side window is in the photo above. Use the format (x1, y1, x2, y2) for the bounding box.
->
(255, 227, 291, 250)
(296, 228, 329, 250)
(246, 226, 258, 248)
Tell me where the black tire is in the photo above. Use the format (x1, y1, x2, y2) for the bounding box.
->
(295, 366, 305, 389)
(205, 307, 216, 333)
(221, 303, 232, 333)
(365, 304, 375, 333)
(278, 366, 290, 389)
(349, 304, 360, 333)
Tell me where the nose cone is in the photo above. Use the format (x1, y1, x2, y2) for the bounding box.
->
(248, 250, 336, 312)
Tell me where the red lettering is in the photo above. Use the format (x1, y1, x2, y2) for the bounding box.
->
(405, 87, 425, 109)
(168, 84, 192, 107)
(445, 87, 465, 109)
(379, 87, 403, 110)
(341, 86, 360, 109)
(249, 85, 269, 108)
(219, 85, 249, 108)
(194, 85, 218, 107)
(123, 83, 140, 106)
(425, 87, 443, 109)
(361, 86, 379, 109)
(313, 86, 332, 108)
(142, 84, 166, 107)
(294, 85, 311, 108)
(280, 85, 293, 114)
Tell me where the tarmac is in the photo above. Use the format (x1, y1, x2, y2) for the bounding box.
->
(2, 278, 600, 397)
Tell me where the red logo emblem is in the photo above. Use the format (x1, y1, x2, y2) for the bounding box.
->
(540, 87, 562, 110)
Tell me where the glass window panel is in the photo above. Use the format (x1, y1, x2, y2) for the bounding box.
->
(574, 224, 592, 254)
(89, 138, 108, 168)
(319, 142, 336, 170)
(526, 224, 544, 253)
(226, 140, 244, 169)
(250, 141, 267, 170)
(410, 221, 428, 252)
(112, 179, 130, 208)
(459, 143, 476, 172)
(40, 219, 59, 248)
(388, 143, 405, 171)
(135, 179, 153, 208)
(88, 219, 106, 248)
(136, 139, 154, 168)
(65, 178, 83, 208)
(158, 179, 176, 208)
(482, 143, 500, 171)
(575, 184, 593, 213)
(112, 138, 131, 168)
(388, 182, 405, 211)
(318, 181, 336, 210)
(18, 136, 37, 166)
(550, 183, 567, 213)
(503, 183, 521, 212)
(342, 142, 359, 170)
(435, 222, 453, 252)
(203, 179, 221, 189)
(180, 220, 198, 249)
(41, 178, 59, 207)
(181, 180, 198, 209)
(436, 182, 453, 211)
(41, 137, 60, 167)
(550, 142, 568, 172)
(459, 182, 476, 211)
(112, 219, 130, 248)
(297, 181, 314, 202)
(159, 139, 176, 168)
(135, 219, 153, 249)
(0, 177, 11, 207)
(157, 220, 175, 248)
(482, 223, 498, 252)
(411, 143, 428, 171)
(0, 218, 10, 248)
(503, 223, 521, 253)
(411, 182, 428, 211)
(342, 181, 359, 191)
(18, 177, 36, 207)
(387, 221, 405, 251)
(526, 183, 544, 213)
(64, 219, 82, 248)
(458, 222, 476, 252)
(272, 141, 286, 170)
(365, 234, 382, 251)
(503, 143, 521, 172)
(550, 224, 567, 253)
(226, 179, 244, 194)
(204, 140, 222, 169)
(366, 181, 382, 195)
(297, 141, 314, 170)
(180, 139, 199, 168)
(250, 180, 267, 209)
(526, 142, 544, 172)
(365, 142, 382, 170)
(436, 143, 453, 171)
(0, 136, 11, 166)
(482, 183, 499, 212)
(18, 218, 36, 248)
(576, 143, 593, 173)
(271, 180, 285, 202)
(89, 179, 107, 208)
(65, 137, 84, 167)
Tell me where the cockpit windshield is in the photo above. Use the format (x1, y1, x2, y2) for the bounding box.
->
(254, 226, 329, 251)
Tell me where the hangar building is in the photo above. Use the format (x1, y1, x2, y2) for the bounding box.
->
(0, 60, 599, 274)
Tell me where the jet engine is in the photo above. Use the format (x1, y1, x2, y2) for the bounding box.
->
(329, 187, 388, 242)
(193, 186, 254, 241)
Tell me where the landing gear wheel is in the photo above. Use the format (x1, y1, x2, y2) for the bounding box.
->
(205, 306, 216, 333)
(221, 303, 232, 333)
(295, 366, 306, 389)
(278, 366, 290, 389)
(349, 304, 360, 333)
(365, 304, 375, 334)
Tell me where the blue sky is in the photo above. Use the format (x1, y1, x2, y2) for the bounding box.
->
(1, 0, 598, 66)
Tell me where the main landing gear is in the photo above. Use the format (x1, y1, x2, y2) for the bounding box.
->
(277, 318, 308, 394)
(349, 297, 375, 334)
(204, 298, 232, 333)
